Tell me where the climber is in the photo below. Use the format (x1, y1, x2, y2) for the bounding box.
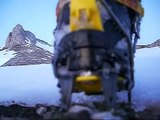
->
(52, 0, 144, 110)
(53, 0, 144, 82)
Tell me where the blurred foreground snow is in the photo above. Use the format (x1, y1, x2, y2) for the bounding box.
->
(0, 64, 60, 106)
(0, 47, 160, 110)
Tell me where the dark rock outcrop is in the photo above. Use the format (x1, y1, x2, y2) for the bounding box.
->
(1, 44, 53, 67)
(137, 39, 160, 49)
(147, 39, 160, 48)
(4, 24, 51, 50)
(136, 45, 148, 49)
(0, 103, 160, 120)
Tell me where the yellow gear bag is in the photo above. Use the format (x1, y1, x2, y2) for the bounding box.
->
(70, 0, 104, 32)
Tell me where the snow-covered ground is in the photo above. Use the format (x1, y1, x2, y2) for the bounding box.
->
(0, 64, 60, 106)
(0, 47, 160, 110)
(133, 47, 160, 110)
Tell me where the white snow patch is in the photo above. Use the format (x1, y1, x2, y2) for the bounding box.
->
(27, 49, 34, 53)
(41, 58, 47, 60)
(36, 42, 53, 53)
(25, 37, 31, 44)
(0, 50, 16, 66)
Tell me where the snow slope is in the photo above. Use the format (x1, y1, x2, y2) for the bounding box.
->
(36, 42, 53, 53)
(0, 47, 160, 109)
(0, 49, 16, 66)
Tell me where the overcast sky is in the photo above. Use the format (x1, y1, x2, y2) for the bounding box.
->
(0, 0, 160, 47)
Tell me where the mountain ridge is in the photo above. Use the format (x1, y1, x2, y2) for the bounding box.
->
(136, 39, 160, 49)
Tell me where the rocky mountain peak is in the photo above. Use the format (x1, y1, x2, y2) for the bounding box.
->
(4, 24, 50, 50)
(0, 24, 53, 67)
(5, 24, 26, 49)
(14, 24, 23, 30)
